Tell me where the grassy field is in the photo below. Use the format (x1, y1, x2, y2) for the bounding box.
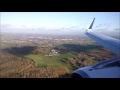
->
(92, 59, 99, 65)
(24, 53, 76, 72)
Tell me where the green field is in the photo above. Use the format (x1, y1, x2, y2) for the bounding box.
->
(92, 59, 99, 65)
(24, 53, 76, 72)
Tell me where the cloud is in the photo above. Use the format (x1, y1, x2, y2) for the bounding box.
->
(0, 24, 86, 35)
(95, 23, 113, 30)
(1, 24, 12, 28)
(114, 28, 120, 31)
(95, 24, 102, 28)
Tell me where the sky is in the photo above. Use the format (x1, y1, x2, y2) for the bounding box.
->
(0, 12, 120, 35)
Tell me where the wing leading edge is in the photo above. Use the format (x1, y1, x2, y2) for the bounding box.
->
(85, 18, 120, 57)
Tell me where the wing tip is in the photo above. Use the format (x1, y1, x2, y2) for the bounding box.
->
(86, 18, 95, 33)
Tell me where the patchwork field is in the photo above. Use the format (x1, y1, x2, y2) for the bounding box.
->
(0, 34, 117, 78)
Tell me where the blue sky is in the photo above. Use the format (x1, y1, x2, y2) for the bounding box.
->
(0, 12, 120, 34)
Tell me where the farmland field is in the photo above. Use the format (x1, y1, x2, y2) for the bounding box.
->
(0, 33, 117, 78)
(22, 53, 75, 71)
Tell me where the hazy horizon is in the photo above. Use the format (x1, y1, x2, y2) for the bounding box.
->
(1, 12, 120, 36)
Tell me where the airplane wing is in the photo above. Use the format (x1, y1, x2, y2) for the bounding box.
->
(70, 18, 120, 78)
(85, 18, 120, 57)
